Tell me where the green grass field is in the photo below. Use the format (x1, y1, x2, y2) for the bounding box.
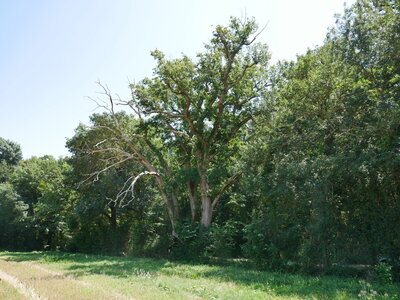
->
(0, 251, 399, 299)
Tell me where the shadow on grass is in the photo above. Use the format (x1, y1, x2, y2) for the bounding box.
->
(0, 251, 45, 262)
(2, 251, 399, 299)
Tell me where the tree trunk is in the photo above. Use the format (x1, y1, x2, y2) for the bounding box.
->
(198, 162, 213, 229)
(186, 159, 197, 221)
(155, 176, 179, 236)
(188, 181, 197, 221)
(141, 160, 179, 236)
(200, 194, 212, 229)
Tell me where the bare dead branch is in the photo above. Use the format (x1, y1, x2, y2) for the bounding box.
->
(245, 22, 268, 46)
(143, 109, 183, 119)
(87, 96, 112, 113)
(79, 156, 133, 186)
(93, 138, 119, 148)
(107, 171, 160, 208)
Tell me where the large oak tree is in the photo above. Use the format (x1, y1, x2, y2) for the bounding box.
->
(70, 17, 270, 234)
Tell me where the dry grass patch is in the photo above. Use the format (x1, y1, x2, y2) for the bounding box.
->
(0, 259, 132, 300)
(0, 277, 25, 300)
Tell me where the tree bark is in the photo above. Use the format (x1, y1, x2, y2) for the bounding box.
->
(185, 160, 197, 221)
(154, 176, 179, 235)
(198, 161, 213, 229)
(188, 180, 197, 221)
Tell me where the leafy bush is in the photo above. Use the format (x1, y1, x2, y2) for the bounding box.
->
(169, 220, 241, 260)
(206, 221, 240, 258)
(169, 221, 207, 260)
(242, 216, 268, 262)
(374, 263, 392, 285)
(242, 215, 282, 268)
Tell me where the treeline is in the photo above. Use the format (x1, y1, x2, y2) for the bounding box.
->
(1, 0, 399, 271)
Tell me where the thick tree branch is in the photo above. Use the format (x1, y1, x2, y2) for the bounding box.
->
(212, 172, 242, 209)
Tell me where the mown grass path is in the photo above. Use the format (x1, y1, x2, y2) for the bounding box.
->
(0, 257, 133, 299)
(0, 269, 27, 300)
(0, 252, 399, 299)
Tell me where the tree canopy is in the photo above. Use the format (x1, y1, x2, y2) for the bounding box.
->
(0, 137, 22, 166)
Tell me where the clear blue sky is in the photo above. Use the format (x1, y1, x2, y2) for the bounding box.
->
(0, 0, 355, 158)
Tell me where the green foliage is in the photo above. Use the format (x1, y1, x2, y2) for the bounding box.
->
(0, 137, 22, 183)
(67, 221, 128, 255)
(0, 137, 22, 166)
(374, 263, 393, 285)
(169, 220, 242, 260)
(241, 215, 283, 269)
(169, 221, 206, 260)
(206, 220, 241, 258)
(240, 0, 400, 267)
(5, 156, 74, 251)
(0, 183, 28, 249)
(392, 263, 400, 283)
(126, 215, 171, 258)
(0, 164, 14, 184)
(241, 215, 268, 262)
(66, 112, 167, 256)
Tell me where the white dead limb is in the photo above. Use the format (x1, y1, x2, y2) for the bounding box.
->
(108, 171, 160, 208)
(79, 156, 134, 187)
(93, 138, 119, 148)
